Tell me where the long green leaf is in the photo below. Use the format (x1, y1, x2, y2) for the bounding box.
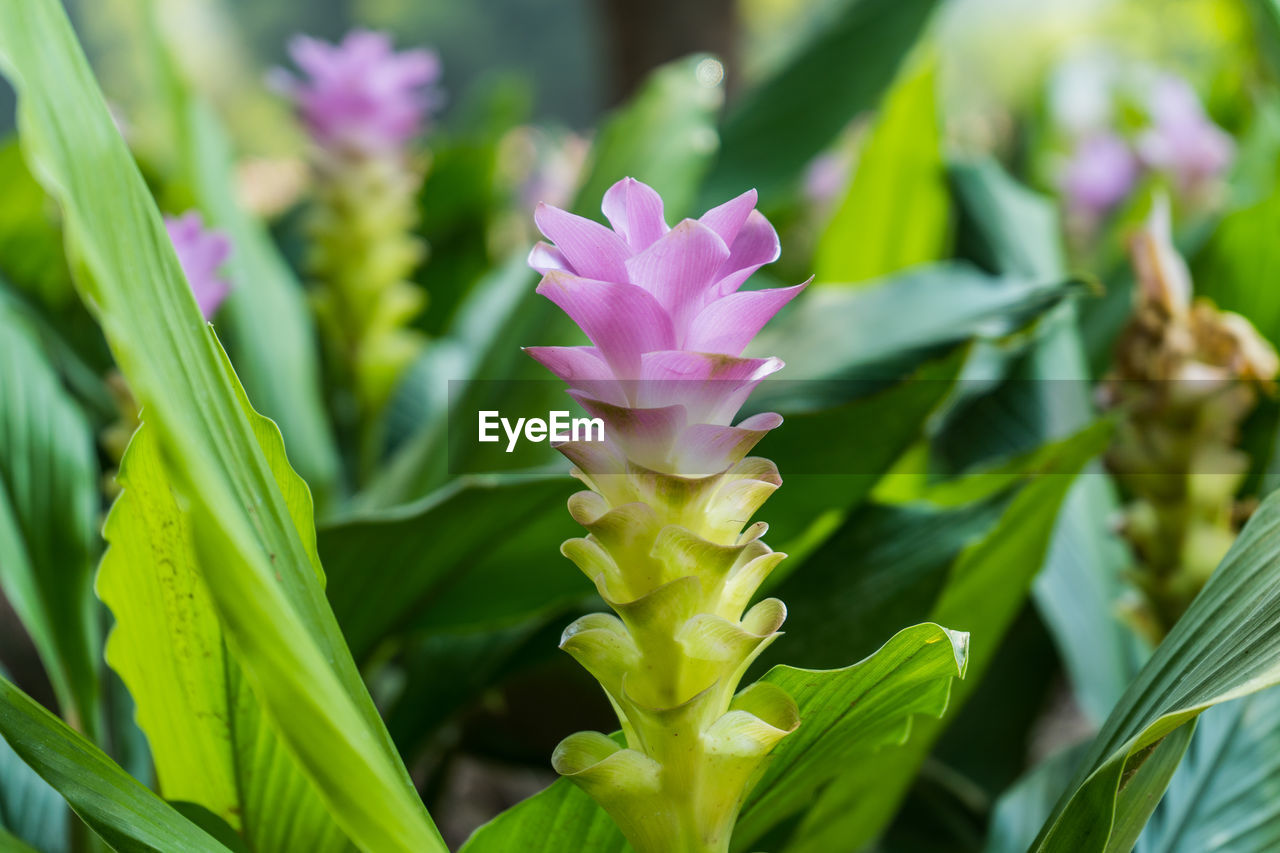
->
(703, 0, 939, 204)
(814, 57, 949, 283)
(989, 686, 1280, 853)
(1028, 487, 1280, 852)
(750, 264, 1085, 381)
(0, 3, 444, 850)
(179, 99, 341, 511)
(0, 298, 99, 737)
(460, 622, 969, 853)
(0, 676, 228, 853)
(73, 0, 340, 508)
(1136, 687, 1280, 853)
(99, 423, 346, 851)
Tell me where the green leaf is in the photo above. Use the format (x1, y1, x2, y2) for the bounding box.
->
(750, 264, 1085, 381)
(0, 137, 74, 307)
(0, 3, 445, 850)
(814, 57, 949, 283)
(1028, 487, 1280, 852)
(703, 0, 939, 205)
(178, 100, 341, 511)
(99, 423, 346, 851)
(949, 157, 1066, 280)
(778, 422, 1111, 853)
(0, 675, 229, 853)
(573, 55, 723, 222)
(0, 669, 68, 852)
(759, 495, 1009, 673)
(0, 298, 100, 738)
(1135, 687, 1280, 853)
(459, 623, 969, 853)
(321, 473, 572, 661)
(82, 0, 340, 508)
(756, 349, 966, 552)
(740, 623, 969, 840)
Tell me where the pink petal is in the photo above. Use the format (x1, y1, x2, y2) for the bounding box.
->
(624, 219, 730, 334)
(684, 281, 808, 355)
(709, 264, 766, 299)
(524, 346, 612, 382)
(288, 35, 334, 77)
(569, 392, 687, 471)
(534, 204, 632, 282)
(639, 351, 783, 423)
(528, 241, 570, 274)
(699, 189, 758, 248)
(720, 210, 780, 278)
(602, 178, 668, 252)
(525, 346, 629, 407)
(671, 412, 783, 475)
(536, 271, 675, 378)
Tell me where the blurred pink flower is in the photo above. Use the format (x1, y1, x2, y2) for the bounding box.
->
(1137, 75, 1234, 190)
(272, 29, 441, 155)
(1060, 133, 1140, 218)
(165, 212, 231, 320)
(802, 151, 850, 206)
(526, 177, 807, 474)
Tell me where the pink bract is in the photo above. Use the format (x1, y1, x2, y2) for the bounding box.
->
(165, 211, 231, 320)
(273, 29, 441, 155)
(526, 178, 807, 475)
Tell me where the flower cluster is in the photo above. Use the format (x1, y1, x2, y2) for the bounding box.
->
(275, 29, 440, 445)
(1056, 71, 1233, 220)
(165, 211, 231, 320)
(1104, 198, 1277, 641)
(527, 178, 806, 852)
(272, 29, 441, 157)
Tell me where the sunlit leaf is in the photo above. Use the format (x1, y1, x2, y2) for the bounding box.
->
(815, 57, 949, 283)
(99, 423, 347, 850)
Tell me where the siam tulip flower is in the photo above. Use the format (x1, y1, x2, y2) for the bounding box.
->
(1136, 74, 1234, 191)
(275, 29, 439, 450)
(1059, 133, 1140, 220)
(1105, 196, 1277, 642)
(271, 29, 441, 157)
(526, 177, 808, 853)
(165, 211, 231, 320)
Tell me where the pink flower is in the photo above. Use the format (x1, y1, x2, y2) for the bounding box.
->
(1059, 133, 1140, 219)
(165, 212, 231, 320)
(1137, 75, 1234, 190)
(526, 178, 807, 475)
(272, 29, 441, 155)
